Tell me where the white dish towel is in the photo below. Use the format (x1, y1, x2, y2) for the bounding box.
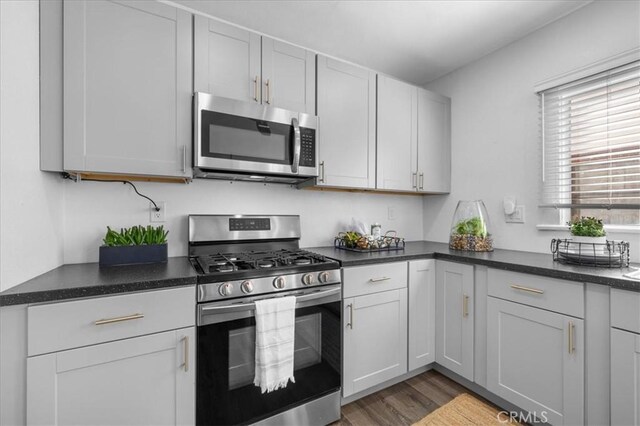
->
(253, 296, 296, 393)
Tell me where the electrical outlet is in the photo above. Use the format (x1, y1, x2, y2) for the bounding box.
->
(150, 201, 166, 223)
(505, 205, 525, 223)
(388, 206, 396, 221)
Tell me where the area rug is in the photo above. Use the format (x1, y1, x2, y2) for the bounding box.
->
(412, 393, 521, 425)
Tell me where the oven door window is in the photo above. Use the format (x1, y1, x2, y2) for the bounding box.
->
(197, 302, 341, 426)
(201, 110, 292, 165)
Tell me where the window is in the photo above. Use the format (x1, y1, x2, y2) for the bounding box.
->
(539, 60, 640, 226)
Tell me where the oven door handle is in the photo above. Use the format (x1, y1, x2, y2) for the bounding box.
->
(198, 286, 342, 325)
(291, 117, 301, 174)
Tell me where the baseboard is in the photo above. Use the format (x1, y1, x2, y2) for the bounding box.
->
(340, 364, 433, 406)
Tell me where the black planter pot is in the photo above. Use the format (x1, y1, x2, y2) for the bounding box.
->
(99, 244, 168, 267)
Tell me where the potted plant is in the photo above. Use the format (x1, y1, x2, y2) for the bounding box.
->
(449, 200, 493, 252)
(99, 225, 169, 266)
(568, 216, 607, 245)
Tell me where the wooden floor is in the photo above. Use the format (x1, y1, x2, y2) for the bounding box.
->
(334, 370, 489, 426)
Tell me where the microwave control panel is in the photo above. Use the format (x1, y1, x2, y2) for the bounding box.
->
(299, 128, 316, 167)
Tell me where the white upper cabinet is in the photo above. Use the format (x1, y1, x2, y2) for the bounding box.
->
(316, 56, 376, 189)
(63, 0, 192, 178)
(194, 17, 315, 113)
(194, 16, 260, 103)
(417, 88, 451, 193)
(376, 75, 418, 191)
(262, 37, 315, 113)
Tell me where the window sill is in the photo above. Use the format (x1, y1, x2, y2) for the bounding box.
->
(537, 224, 640, 234)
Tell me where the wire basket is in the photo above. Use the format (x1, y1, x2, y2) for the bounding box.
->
(551, 239, 630, 268)
(334, 231, 405, 252)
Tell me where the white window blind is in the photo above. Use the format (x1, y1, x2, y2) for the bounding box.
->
(539, 60, 640, 210)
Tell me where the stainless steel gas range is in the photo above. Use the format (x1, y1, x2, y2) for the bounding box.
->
(189, 215, 342, 426)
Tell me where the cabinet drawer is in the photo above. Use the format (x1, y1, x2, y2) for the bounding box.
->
(343, 262, 407, 298)
(611, 288, 640, 333)
(28, 286, 195, 356)
(488, 269, 584, 318)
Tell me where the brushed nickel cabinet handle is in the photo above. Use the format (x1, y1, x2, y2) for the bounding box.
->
(369, 277, 391, 283)
(419, 172, 424, 190)
(347, 303, 353, 329)
(412, 172, 417, 189)
(463, 294, 469, 318)
(510, 284, 544, 295)
(182, 336, 189, 372)
(265, 79, 271, 104)
(253, 76, 259, 102)
(319, 161, 325, 183)
(568, 321, 575, 354)
(94, 313, 144, 326)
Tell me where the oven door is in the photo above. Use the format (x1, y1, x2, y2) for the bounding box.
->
(194, 92, 317, 178)
(196, 285, 341, 426)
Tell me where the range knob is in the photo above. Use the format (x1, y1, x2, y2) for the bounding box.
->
(318, 271, 330, 283)
(241, 280, 254, 294)
(273, 276, 286, 289)
(302, 273, 315, 286)
(218, 282, 233, 297)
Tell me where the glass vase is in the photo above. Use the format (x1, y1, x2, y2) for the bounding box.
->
(449, 200, 493, 252)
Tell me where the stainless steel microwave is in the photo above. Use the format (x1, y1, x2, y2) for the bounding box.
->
(193, 92, 318, 183)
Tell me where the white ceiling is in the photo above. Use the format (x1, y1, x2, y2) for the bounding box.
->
(175, 0, 592, 86)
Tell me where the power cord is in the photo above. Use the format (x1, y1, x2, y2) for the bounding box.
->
(62, 173, 161, 211)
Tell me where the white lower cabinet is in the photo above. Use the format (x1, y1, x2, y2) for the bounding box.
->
(435, 261, 474, 381)
(611, 327, 640, 426)
(408, 259, 435, 370)
(487, 297, 584, 425)
(343, 288, 408, 397)
(27, 327, 195, 426)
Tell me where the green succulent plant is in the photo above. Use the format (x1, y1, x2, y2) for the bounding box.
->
(568, 216, 606, 237)
(453, 217, 488, 237)
(103, 225, 169, 247)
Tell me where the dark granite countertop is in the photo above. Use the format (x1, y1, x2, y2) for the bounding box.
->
(306, 241, 640, 291)
(0, 257, 198, 307)
(2, 242, 638, 307)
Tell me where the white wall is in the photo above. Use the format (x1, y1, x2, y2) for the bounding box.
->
(0, 0, 65, 291)
(423, 0, 640, 262)
(62, 180, 423, 264)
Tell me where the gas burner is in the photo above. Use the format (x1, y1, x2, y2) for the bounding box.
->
(293, 258, 312, 265)
(257, 260, 275, 268)
(216, 264, 236, 273)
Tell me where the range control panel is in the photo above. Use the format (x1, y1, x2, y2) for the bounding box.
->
(299, 127, 316, 167)
(229, 218, 271, 231)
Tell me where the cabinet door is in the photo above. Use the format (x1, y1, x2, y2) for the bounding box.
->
(417, 88, 450, 193)
(343, 289, 408, 397)
(64, 0, 192, 178)
(435, 261, 474, 381)
(487, 298, 584, 425)
(261, 37, 315, 113)
(611, 328, 640, 426)
(316, 56, 376, 189)
(409, 259, 435, 370)
(27, 327, 195, 426)
(376, 75, 417, 191)
(194, 15, 261, 102)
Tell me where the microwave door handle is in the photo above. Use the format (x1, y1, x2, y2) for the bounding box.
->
(291, 117, 301, 174)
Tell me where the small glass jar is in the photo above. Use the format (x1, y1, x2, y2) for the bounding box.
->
(449, 200, 493, 252)
(371, 223, 382, 240)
